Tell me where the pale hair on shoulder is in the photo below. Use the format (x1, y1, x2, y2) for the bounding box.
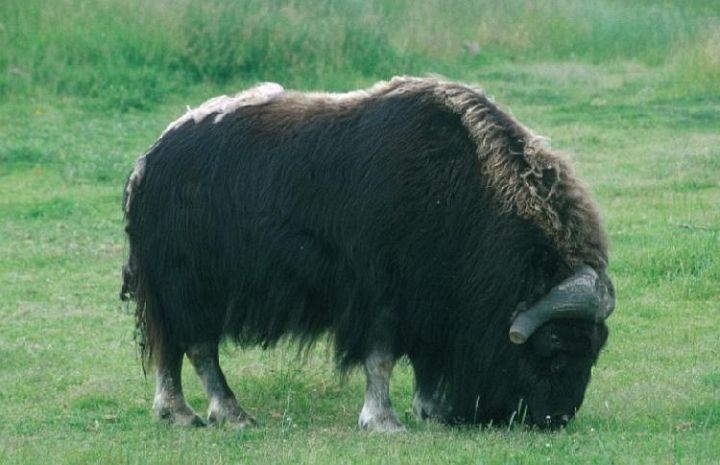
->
(161, 82, 285, 136)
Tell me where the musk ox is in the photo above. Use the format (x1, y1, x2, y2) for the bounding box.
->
(120, 77, 615, 432)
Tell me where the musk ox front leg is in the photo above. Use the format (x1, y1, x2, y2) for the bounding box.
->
(358, 350, 406, 433)
(153, 344, 206, 427)
(410, 356, 452, 423)
(186, 342, 256, 428)
(412, 385, 451, 422)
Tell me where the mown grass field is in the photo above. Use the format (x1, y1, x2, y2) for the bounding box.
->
(1, 1, 718, 464)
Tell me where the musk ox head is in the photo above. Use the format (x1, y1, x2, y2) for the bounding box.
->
(514, 317, 609, 429)
(510, 264, 614, 428)
(414, 265, 615, 430)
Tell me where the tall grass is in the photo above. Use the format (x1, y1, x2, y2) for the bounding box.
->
(0, 0, 717, 109)
(395, 0, 698, 63)
(670, 22, 720, 95)
(0, 0, 415, 108)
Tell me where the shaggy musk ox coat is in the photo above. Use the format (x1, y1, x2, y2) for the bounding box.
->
(121, 77, 612, 430)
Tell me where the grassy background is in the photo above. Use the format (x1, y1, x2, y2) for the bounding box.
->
(1, 1, 718, 464)
(2, 0, 719, 107)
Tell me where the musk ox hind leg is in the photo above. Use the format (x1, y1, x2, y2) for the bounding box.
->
(186, 342, 257, 428)
(152, 344, 206, 427)
(358, 350, 406, 433)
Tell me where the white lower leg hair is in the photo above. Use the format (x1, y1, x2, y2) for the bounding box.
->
(186, 342, 255, 427)
(358, 350, 405, 433)
(153, 349, 205, 427)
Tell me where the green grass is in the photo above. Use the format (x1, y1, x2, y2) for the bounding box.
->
(1, 1, 719, 464)
(2, 0, 719, 107)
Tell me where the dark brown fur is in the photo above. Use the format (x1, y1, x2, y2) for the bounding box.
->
(122, 77, 610, 427)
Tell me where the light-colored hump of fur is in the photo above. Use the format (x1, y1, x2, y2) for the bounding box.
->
(161, 82, 285, 137)
(294, 75, 607, 267)
(376, 76, 606, 268)
(124, 83, 285, 214)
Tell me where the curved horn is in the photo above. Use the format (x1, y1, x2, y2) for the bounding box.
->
(509, 265, 615, 344)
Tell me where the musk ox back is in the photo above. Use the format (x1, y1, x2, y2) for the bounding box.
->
(121, 77, 614, 431)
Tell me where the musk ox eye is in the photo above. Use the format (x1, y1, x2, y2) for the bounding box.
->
(530, 329, 566, 357)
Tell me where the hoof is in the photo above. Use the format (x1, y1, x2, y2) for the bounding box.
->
(155, 405, 207, 427)
(412, 391, 451, 422)
(359, 408, 406, 433)
(209, 412, 257, 429)
(207, 400, 257, 428)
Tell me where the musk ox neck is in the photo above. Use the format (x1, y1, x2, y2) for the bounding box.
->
(374, 77, 608, 269)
